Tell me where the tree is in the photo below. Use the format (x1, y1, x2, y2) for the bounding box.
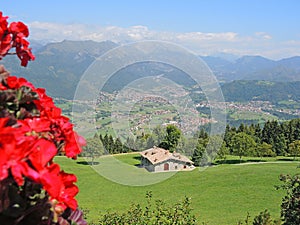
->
(206, 135, 225, 163)
(153, 125, 166, 145)
(224, 124, 236, 151)
(261, 120, 286, 155)
(256, 142, 275, 159)
(288, 140, 300, 160)
(286, 119, 300, 143)
(191, 143, 206, 166)
(273, 133, 287, 156)
(231, 132, 256, 161)
(125, 137, 137, 152)
(261, 120, 278, 145)
(197, 128, 208, 139)
(159, 125, 182, 151)
(114, 137, 124, 153)
(216, 141, 229, 162)
(135, 134, 147, 150)
(107, 135, 114, 153)
(237, 123, 246, 133)
(254, 123, 262, 141)
(176, 136, 197, 157)
(278, 174, 300, 225)
(101, 134, 109, 153)
(146, 135, 155, 149)
(83, 136, 104, 165)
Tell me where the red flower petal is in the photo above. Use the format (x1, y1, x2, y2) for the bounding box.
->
(9, 21, 29, 37)
(29, 139, 57, 171)
(11, 161, 27, 186)
(40, 163, 62, 198)
(19, 118, 51, 133)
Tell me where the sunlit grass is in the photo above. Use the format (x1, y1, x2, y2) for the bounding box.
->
(55, 155, 299, 224)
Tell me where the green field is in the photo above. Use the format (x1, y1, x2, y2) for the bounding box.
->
(55, 155, 299, 224)
(230, 110, 278, 122)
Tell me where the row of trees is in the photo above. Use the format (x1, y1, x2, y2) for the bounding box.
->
(224, 119, 300, 158)
(83, 119, 300, 165)
(82, 124, 183, 162)
(192, 119, 300, 166)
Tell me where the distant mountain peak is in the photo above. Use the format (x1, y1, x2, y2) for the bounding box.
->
(235, 55, 275, 64)
(38, 39, 118, 56)
(200, 53, 300, 82)
(2, 39, 300, 99)
(210, 52, 240, 62)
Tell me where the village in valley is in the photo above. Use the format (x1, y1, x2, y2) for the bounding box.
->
(57, 87, 300, 141)
(53, 86, 300, 176)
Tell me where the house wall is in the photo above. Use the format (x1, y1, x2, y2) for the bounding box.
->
(146, 164, 155, 172)
(141, 156, 193, 172)
(141, 157, 155, 172)
(154, 159, 190, 172)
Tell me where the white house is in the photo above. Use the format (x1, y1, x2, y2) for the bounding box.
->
(140, 146, 194, 172)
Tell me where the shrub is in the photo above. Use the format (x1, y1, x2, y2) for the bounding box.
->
(278, 174, 300, 225)
(253, 209, 280, 225)
(99, 192, 197, 225)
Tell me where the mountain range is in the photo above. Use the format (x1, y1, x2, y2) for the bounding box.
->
(201, 55, 300, 82)
(1, 40, 300, 100)
(1, 40, 117, 99)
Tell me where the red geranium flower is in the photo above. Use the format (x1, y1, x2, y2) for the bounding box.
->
(6, 76, 35, 89)
(0, 118, 37, 185)
(0, 12, 34, 66)
(9, 21, 29, 37)
(0, 10, 86, 224)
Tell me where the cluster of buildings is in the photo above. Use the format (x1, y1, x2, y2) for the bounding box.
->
(197, 100, 300, 116)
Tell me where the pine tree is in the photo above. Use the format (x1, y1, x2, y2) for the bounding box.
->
(146, 136, 155, 149)
(254, 123, 262, 142)
(237, 123, 246, 133)
(114, 138, 124, 153)
(191, 143, 206, 166)
(108, 135, 114, 154)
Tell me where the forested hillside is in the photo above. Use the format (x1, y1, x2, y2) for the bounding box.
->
(221, 80, 300, 102)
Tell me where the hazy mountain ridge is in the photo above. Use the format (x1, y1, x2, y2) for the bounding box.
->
(1, 40, 300, 99)
(201, 55, 300, 82)
(1, 40, 117, 99)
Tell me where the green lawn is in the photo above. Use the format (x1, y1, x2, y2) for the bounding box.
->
(230, 110, 278, 121)
(55, 154, 299, 224)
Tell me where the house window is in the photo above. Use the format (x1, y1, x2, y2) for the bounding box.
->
(175, 166, 178, 170)
(164, 163, 169, 171)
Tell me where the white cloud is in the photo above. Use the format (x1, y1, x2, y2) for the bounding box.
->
(255, 32, 272, 40)
(176, 32, 238, 42)
(28, 21, 300, 60)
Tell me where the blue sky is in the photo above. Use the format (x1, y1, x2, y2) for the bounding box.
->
(1, 0, 300, 59)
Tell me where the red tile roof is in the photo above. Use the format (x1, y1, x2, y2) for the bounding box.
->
(140, 146, 193, 165)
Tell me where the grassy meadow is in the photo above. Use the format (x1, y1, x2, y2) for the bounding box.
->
(55, 154, 299, 224)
